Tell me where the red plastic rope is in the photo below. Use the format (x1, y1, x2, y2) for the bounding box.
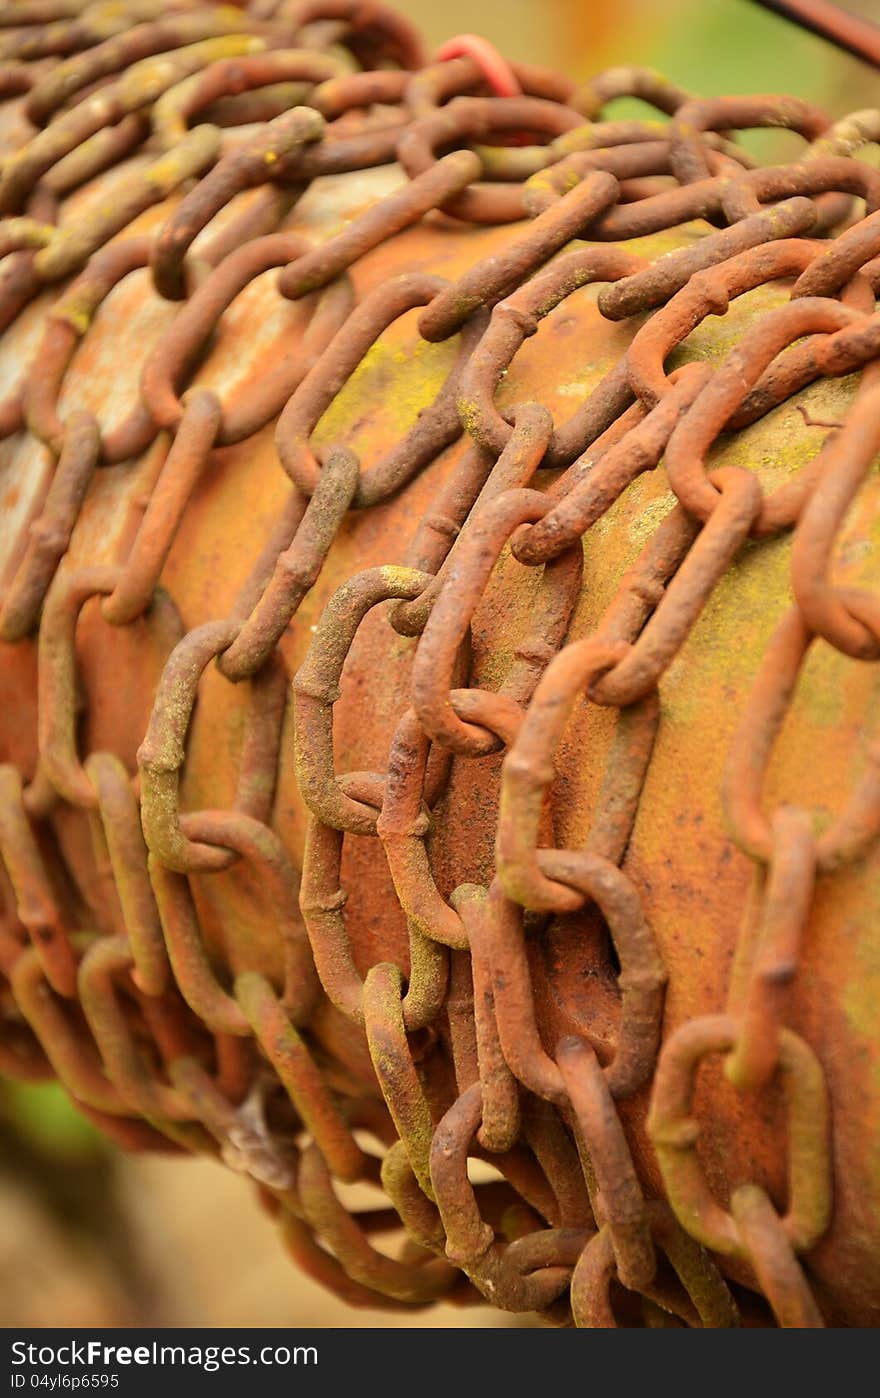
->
(434, 33, 522, 97)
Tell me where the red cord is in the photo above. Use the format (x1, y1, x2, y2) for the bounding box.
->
(434, 33, 522, 97)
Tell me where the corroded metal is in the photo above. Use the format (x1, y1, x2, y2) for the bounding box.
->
(1, 0, 879, 1330)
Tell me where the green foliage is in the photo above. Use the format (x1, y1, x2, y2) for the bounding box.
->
(1, 1080, 101, 1160)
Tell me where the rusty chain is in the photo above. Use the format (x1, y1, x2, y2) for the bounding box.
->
(0, 0, 879, 1328)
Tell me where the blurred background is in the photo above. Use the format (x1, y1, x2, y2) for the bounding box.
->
(3, 0, 879, 1330)
(415, 0, 880, 119)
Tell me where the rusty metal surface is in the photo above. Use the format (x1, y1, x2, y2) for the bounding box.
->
(0, 0, 879, 1329)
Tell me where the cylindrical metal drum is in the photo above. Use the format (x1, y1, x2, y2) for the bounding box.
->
(1, 0, 879, 1329)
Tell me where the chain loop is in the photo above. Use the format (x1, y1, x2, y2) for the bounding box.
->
(648, 1015, 832, 1260)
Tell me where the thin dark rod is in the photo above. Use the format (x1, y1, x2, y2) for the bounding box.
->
(750, 0, 880, 67)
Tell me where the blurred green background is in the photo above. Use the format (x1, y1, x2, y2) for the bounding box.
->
(410, 0, 880, 120)
(3, 0, 879, 1329)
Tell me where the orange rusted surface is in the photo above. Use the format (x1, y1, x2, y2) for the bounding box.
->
(4, 189, 876, 1317)
(1, 7, 879, 1327)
